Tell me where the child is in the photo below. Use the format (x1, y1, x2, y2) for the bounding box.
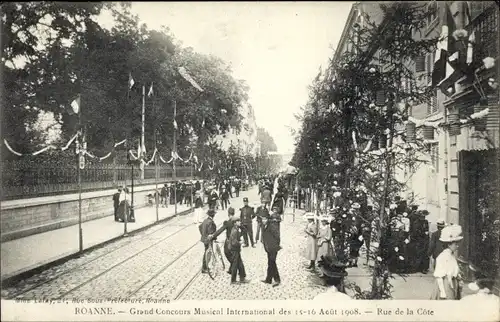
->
(304, 212, 318, 270)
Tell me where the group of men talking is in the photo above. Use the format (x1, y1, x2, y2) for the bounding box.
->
(199, 196, 283, 286)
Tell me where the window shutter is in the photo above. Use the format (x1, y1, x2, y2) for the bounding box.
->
(415, 56, 425, 72)
(432, 90, 438, 113)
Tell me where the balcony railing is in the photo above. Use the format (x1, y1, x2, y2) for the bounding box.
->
(467, 3, 499, 62)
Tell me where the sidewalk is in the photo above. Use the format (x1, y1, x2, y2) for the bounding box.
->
(1, 203, 192, 281)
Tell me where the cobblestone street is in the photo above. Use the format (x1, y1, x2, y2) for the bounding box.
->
(2, 188, 438, 301)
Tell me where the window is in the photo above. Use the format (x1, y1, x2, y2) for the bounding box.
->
(426, 1, 438, 28)
(426, 52, 435, 84)
(429, 142, 439, 172)
(426, 88, 438, 115)
(415, 56, 426, 72)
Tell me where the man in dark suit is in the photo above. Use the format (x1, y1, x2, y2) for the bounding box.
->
(254, 201, 269, 243)
(428, 219, 446, 271)
(411, 210, 430, 273)
(228, 216, 250, 284)
(199, 209, 217, 274)
(112, 188, 122, 221)
(240, 197, 255, 247)
(261, 211, 281, 287)
(209, 207, 235, 274)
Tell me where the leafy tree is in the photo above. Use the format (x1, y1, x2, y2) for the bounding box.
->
(292, 2, 438, 299)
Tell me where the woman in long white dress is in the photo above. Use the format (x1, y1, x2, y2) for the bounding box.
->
(304, 213, 318, 270)
(430, 225, 463, 300)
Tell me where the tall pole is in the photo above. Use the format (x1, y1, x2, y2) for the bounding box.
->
(173, 84, 178, 217)
(155, 132, 159, 222)
(153, 95, 159, 222)
(77, 112, 83, 253)
(141, 85, 145, 180)
(190, 157, 194, 211)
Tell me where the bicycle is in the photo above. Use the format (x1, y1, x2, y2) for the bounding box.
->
(205, 239, 226, 279)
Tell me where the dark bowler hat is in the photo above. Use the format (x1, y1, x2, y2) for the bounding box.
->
(207, 209, 216, 217)
(243, 197, 249, 202)
(228, 207, 235, 215)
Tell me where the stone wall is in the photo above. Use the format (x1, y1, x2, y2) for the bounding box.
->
(1, 183, 178, 242)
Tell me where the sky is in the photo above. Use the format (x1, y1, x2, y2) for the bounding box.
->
(99, 2, 353, 154)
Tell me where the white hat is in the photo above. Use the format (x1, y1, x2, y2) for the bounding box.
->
(351, 202, 361, 209)
(304, 212, 316, 220)
(439, 225, 464, 242)
(320, 214, 332, 222)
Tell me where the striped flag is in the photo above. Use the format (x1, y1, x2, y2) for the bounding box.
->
(431, 4, 455, 88)
(436, 2, 480, 96)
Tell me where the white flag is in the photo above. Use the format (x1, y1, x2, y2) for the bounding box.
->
(129, 73, 135, 90)
(148, 83, 153, 97)
(178, 67, 204, 92)
(70, 95, 80, 114)
(201, 118, 205, 127)
(173, 119, 178, 130)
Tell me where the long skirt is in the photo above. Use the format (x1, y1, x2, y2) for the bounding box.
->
(305, 236, 318, 261)
(117, 200, 133, 222)
(317, 241, 333, 261)
(430, 277, 460, 300)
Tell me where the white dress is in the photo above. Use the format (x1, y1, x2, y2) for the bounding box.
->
(430, 248, 460, 300)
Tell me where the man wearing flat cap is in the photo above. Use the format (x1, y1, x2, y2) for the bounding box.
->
(228, 216, 250, 284)
(240, 197, 256, 248)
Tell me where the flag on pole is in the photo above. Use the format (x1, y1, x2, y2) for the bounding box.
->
(201, 118, 205, 127)
(178, 67, 204, 92)
(148, 82, 154, 97)
(173, 119, 178, 130)
(129, 73, 135, 90)
(70, 95, 80, 115)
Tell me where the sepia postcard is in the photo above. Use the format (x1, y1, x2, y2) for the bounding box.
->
(1, 1, 499, 321)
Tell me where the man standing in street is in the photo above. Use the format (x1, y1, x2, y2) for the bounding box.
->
(411, 210, 430, 273)
(261, 211, 281, 287)
(428, 219, 446, 271)
(199, 209, 217, 274)
(240, 197, 255, 248)
(254, 201, 269, 243)
(261, 184, 272, 208)
(112, 188, 122, 221)
(228, 216, 250, 284)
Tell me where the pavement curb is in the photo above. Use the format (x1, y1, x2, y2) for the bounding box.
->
(1, 207, 193, 287)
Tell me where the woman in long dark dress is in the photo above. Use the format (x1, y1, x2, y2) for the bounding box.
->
(117, 187, 134, 222)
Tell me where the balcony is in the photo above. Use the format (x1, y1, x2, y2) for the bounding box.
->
(466, 3, 499, 64)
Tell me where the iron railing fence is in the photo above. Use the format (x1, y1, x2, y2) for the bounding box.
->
(1, 160, 195, 200)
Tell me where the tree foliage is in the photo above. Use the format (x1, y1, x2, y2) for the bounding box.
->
(1, 2, 256, 171)
(292, 2, 439, 299)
